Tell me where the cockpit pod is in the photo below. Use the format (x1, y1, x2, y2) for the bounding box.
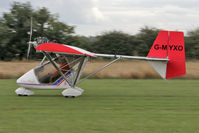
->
(17, 69, 39, 89)
(16, 54, 86, 91)
(16, 61, 70, 90)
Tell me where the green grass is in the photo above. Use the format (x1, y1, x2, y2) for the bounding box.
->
(0, 79, 199, 133)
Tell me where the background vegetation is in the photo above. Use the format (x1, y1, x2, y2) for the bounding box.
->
(0, 2, 199, 61)
(0, 60, 198, 79)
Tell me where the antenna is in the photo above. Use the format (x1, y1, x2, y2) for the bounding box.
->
(27, 17, 33, 59)
(113, 44, 121, 58)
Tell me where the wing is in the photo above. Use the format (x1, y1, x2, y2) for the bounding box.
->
(35, 43, 96, 57)
(35, 43, 167, 61)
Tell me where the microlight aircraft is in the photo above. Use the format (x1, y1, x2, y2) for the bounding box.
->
(16, 31, 186, 97)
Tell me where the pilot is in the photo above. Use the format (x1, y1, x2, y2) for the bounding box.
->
(49, 56, 70, 83)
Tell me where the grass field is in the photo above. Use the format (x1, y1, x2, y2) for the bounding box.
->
(0, 79, 199, 133)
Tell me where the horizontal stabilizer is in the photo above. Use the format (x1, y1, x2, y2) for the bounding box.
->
(148, 61, 167, 79)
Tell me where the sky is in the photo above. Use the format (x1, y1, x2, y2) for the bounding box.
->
(0, 0, 199, 36)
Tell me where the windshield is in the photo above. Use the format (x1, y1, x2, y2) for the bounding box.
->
(34, 55, 82, 84)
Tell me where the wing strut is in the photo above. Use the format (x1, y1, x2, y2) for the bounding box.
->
(77, 57, 121, 85)
(72, 55, 87, 87)
(40, 56, 46, 66)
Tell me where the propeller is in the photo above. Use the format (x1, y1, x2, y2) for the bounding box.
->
(27, 17, 33, 60)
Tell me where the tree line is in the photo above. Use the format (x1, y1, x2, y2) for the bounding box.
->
(0, 2, 198, 60)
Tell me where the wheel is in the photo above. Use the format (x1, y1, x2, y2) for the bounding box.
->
(18, 94, 28, 96)
(65, 96, 75, 98)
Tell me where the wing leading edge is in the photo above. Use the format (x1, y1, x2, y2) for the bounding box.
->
(35, 43, 96, 57)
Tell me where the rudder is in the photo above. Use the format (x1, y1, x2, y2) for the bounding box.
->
(147, 31, 186, 79)
(166, 31, 186, 79)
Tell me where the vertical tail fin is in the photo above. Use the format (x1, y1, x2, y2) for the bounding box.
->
(147, 31, 186, 79)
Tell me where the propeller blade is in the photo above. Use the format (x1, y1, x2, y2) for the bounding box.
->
(29, 17, 33, 42)
(27, 17, 33, 60)
(27, 42, 32, 59)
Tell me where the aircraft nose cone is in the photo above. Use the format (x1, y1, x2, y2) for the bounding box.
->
(16, 69, 39, 84)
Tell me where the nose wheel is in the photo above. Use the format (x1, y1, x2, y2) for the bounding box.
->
(18, 94, 28, 96)
(65, 96, 76, 98)
(15, 87, 34, 96)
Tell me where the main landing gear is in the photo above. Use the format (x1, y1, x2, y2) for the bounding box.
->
(62, 87, 84, 98)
